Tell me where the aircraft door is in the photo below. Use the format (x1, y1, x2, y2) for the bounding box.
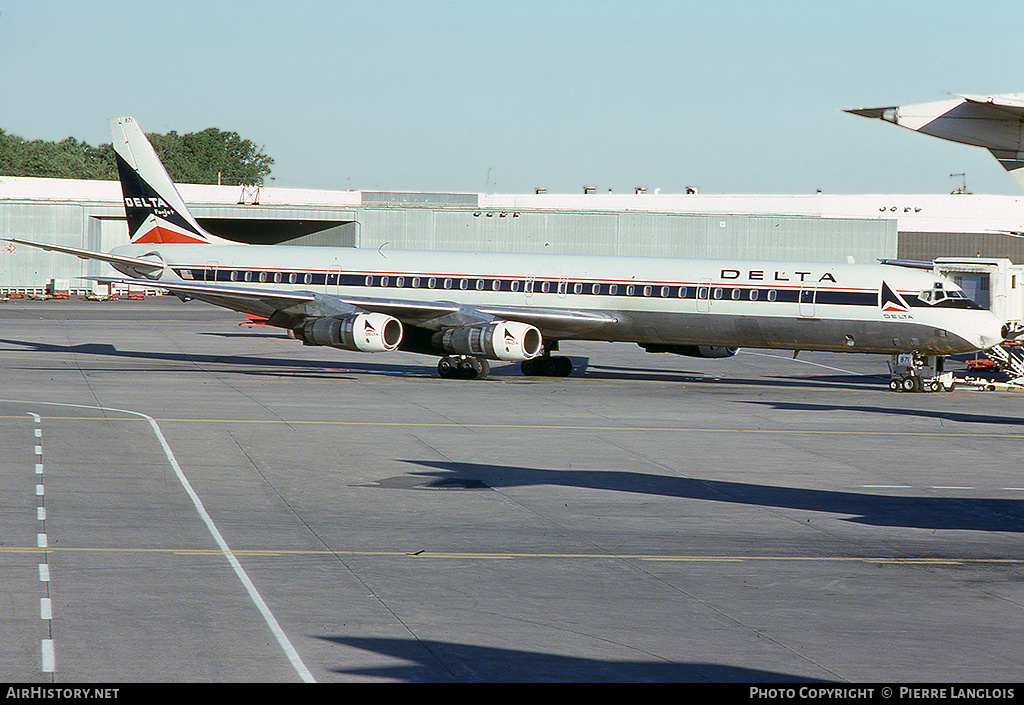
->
(799, 284, 817, 317)
(328, 266, 341, 294)
(205, 261, 219, 282)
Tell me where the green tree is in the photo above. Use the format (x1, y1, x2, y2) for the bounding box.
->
(0, 127, 273, 185)
(146, 128, 274, 185)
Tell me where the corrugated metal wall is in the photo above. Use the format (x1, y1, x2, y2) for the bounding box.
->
(357, 207, 896, 262)
(898, 231, 1024, 263)
(0, 197, 897, 291)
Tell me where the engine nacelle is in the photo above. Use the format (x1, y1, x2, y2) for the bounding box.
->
(437, 321, 543, 361)
(640, 343, 739, 358)
(297, 313, 403, 353)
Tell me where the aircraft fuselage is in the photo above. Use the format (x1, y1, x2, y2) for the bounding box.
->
(110, 243, 1006, 357)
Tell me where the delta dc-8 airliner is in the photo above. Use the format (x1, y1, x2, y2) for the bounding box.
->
(7, 117, 1008, 389)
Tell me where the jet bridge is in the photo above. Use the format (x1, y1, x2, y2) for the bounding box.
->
(932, 257, 1024, 388)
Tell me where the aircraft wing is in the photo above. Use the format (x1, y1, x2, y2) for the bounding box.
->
(89, 276, 619, 337)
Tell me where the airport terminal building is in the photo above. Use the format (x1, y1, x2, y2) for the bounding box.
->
(3, 173, 1024, 296)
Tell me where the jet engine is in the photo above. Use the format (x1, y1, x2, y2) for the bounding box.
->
(640, 344, 739, 358)
(297, 313, 403, 353)
(436, 321, 543, 361)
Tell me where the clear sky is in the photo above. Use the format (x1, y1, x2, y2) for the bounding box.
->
(2, 0, 1023, 196)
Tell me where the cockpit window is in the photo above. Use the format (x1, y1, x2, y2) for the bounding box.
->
(919, 284, 970, 306)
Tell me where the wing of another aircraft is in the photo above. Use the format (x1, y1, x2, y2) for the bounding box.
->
(846, 93, 1024, 189)
(960, 93, 1024, 116)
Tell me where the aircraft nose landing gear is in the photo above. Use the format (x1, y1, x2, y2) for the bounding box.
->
(888, 353, 954, 392)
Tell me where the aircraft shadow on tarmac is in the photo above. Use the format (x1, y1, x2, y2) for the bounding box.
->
(318, 635, 829, 683)
(0, 337, 434, 378)
(396, 460, 1024, 534)
(0, 335, 895, 388)
(585, 362, 887, 389)
(746, 400, 1024, 427)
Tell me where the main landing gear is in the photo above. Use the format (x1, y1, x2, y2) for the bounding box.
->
(434, 351, 574, 380)
(520, 341, 573, 377)
(437, 355, 491, 380)
(520, 355, 573, 377)
(888, 353, 955, 393)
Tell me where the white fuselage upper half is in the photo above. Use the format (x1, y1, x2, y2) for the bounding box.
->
(109, 243, 1007, 356)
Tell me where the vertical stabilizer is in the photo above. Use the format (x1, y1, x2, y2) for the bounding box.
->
(110, 117, 230, 244)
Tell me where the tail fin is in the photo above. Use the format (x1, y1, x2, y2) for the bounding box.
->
(110, 117, 230, 245)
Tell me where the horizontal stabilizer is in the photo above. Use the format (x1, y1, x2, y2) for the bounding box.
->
(4, 238, 166, 278)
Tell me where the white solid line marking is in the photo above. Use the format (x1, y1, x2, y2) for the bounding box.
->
(932, 486, 974, 490)
(39, 564, 49, 582)
(40, 598, 51, 620)
(37, 534, 47, 548)
(41, 640, 54, 673)
(143, 414, 317, 683)
(10, 400, 317, 683)
(862, 485, 912, 488)
(741, 350, 859, 375)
